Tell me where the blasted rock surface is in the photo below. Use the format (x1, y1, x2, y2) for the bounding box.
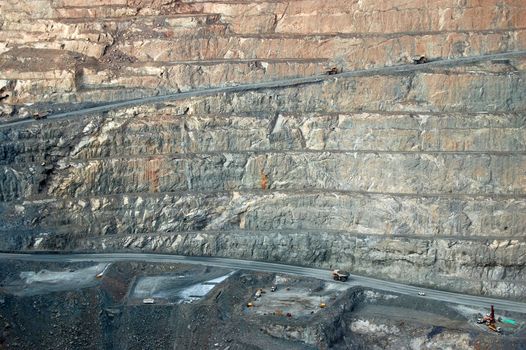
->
(0, 1, 525, 300)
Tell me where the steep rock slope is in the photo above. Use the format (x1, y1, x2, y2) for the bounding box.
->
(0, 0, 525, 299)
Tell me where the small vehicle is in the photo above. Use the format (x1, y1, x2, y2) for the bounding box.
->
(488, 323, 502, 334)
(413, 56, 429, 64)
(32, 111, 49, 120)
(418, 291, 426, 296)
(326, 67, 340, 75)
(142, 298, 155, 304)
(95, 264, 110, 279)
(331, 269, 349, 282)
(270, 285, 277, 292)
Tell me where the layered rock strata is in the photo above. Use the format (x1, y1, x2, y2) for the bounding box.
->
(0, 1, 525, 300)
(1, 0, 525, 119)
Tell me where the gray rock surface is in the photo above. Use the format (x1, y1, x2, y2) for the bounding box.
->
(0, 58, 525, 300)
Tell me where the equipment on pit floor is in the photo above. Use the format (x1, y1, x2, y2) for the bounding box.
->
(331, 269, 349, 281)
(270, 285, 277, 292)
(319, 296, 326, 308)
(487, 323, 502, 333)
(142, 298, 155, 304)
(247, 302, 254, 307)
(476, 305, 502, 334)
(96, 264, 111, 279)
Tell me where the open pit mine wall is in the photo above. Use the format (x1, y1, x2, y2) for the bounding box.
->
(0, 0, 525, 300)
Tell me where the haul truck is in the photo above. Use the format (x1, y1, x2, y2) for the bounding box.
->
(331, 269, 349, 282)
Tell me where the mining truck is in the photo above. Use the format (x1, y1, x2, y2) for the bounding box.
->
(32, 110, 50, 120)
(331, 269, 349, 282)
(413, 56, 429, 64)
(326, 67, 340, 75)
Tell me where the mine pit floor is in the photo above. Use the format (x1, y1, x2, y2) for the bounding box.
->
(0, 260, 525, 349)
(245, 275, 350, 318)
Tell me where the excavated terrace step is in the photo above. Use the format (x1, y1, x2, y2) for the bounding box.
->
(1, 190, 524, 239)
(3, 227, 524, 299)
(4, 0, 525, 36)
(114, 30, 526, 62)
(0, 13, 227, 58)
(78, 54, 525, 90)
(50, 0, 526, 34)
(74, 228, 526, 247)
(3, 28, 525, 61)
(52, 6, 142, 19)
(1, 112, 525, 165)
(78, 59, 328, 90)
(3, 150, 524, 199)
(0, 32, 112, 58)
(2, 53, 525, 112)
(4, 144, 526, 198)
(4, 231, 524, 300)
(3, 14, 227, 34)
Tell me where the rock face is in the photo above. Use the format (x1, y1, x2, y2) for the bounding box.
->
(0, 1, 525, 300)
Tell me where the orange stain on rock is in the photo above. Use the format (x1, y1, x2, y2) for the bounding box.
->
(260, 169, 268, 190)
(145, 158, 162, 193)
